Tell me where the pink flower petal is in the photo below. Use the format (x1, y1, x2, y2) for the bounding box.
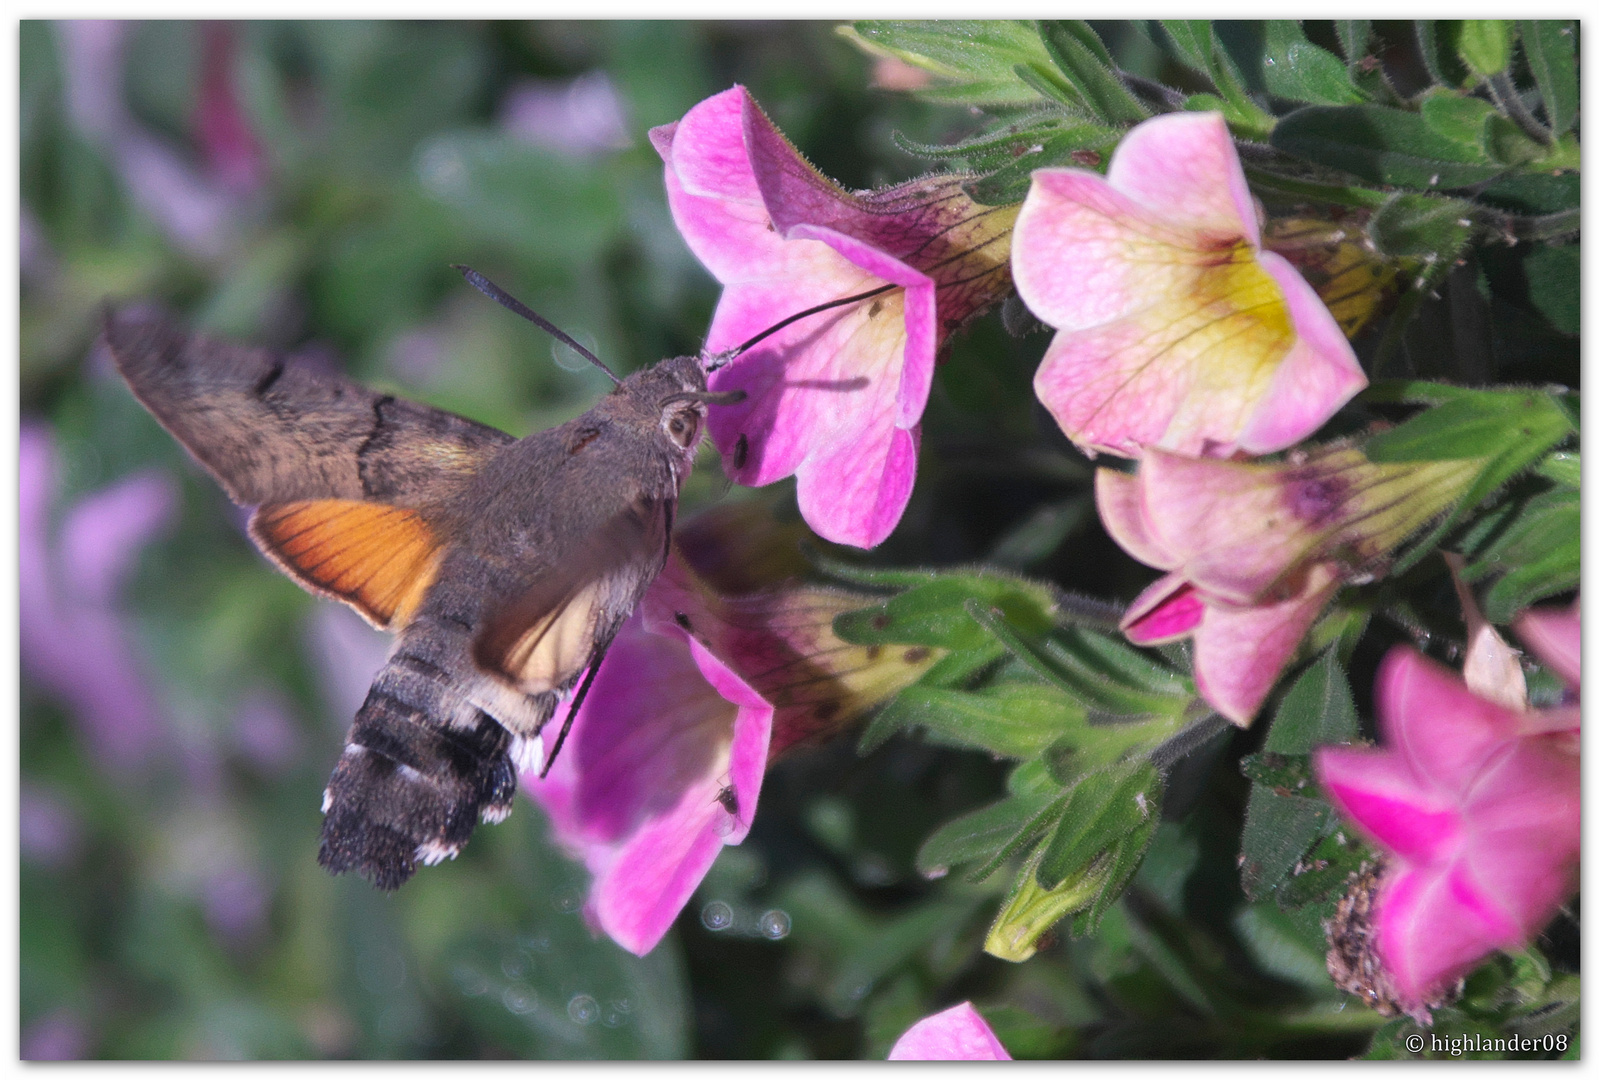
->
(1105, 111, 1259, 246)
(1513, 601, 1581, 689)
(1375, 649, 1521, 790)
(1094, 467, 1177, 571)
(887, 1002, 1011, 1061)
(1235, 254, 1368, 454)
(1316, 747, 1461, 860)
(526, 581, 773, 957)
(1190, 562, 1339, 725)
(1121, 574, 1203, 644)
(1375, 862, 1514, 1003)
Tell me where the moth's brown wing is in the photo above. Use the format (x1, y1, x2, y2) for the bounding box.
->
(105, 308, 514, 630)
(103, 307, 514, 507)
(473, 498, 672, 695)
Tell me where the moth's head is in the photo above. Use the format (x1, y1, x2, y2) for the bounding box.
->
(618, 355, 744, 457)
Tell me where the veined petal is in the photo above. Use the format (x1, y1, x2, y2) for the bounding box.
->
(1134, 450, 1326, 603)
(1013, 167, 1215, 334)
(1094, 467, 1177, 571)
(1236, 254, 1367, 454)
(1105, 110, 1258, 246)
(526, 598, 773, 957)
(1031, 244, 1294, 458)
(887, 1002, 1011, 1061)
(1191, 562, 1339, 725)
(654, 86, 761, 205)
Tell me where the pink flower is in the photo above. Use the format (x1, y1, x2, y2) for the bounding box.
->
(888, 1002, 1011, 1060)
(1012, 111, 1367, 459)
(195, 22, 266, 193)
(523, 557, 774, 957)
(652, 86, 1015, 548)
(1098, 445, 1479, 725)
(20, 422, 178, 772)
(1514, 600, 1580, 694)
(1315, 647, 1579, 1011)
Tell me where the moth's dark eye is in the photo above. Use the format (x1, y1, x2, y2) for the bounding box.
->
(666, 410, 699, 447)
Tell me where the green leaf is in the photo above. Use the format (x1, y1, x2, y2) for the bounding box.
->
(1457, 20, 1512, 77)
(1037, 21, 1149, 123)
(1009, 61, 1082, 108)
(1419, 92, 1497, 147)
(863, 683, 1085, 759)
(1066, 806, 1162, 938)
(1270, 104, 1508, 189)
(1415, 20, 1473, 89)
(963, 602, 1186, 717)
(1363, 388, 1571, 464)
(1522, 243, 1579, 335)
(1275, 831, 1372, 908)
(1239, 786, 1331, 901)
(1476, 171, 1579, 215)
(1535, 450, 1580, 489)
(1519, 21, 1578, 134)
(1368, 192, 1474, 261)
(1262, 22, 1365, 105)
(1467, 487, 1580, 621)
(1157, 20, 1275, 137)
(843, 20, 1057, 106)
(962, 122, 1120, 205)
(914, 787, 1056, 879)
(832, 572, 1057, 650)
(1335, 20, 1372, 65)
(1267, 650, 1359, 752)
(1036, 763, 1160, 889)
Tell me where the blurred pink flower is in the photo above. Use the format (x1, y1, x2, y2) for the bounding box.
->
(1012, 111, 1366, 459)
(888, 1001, 1011, 1060)
(652, 85, 1015, 548)
(523, 558, 774, 957)
(20, 422, 177, 771)
(1514, 600, 1580, 696)
(1315, 647, 1579, 1012)
(1097, 445, 1478, 725)
(195, 21, 266, 193)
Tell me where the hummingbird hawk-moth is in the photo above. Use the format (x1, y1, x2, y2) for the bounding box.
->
(104, 268, 888, 890)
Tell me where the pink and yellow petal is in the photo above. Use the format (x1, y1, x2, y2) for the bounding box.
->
(1105, 111, 1258, 245)
(1235, 254, 1367, 454)
(1013, 168, 1216, 333)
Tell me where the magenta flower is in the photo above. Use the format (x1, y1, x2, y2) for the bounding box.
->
(888, 1002, 1012, 1060)
(20, 422, 178, 771)
(1012, 111, 1367, 459)
(1514, 600, 1580, 695)
(523, 557, 774, 957)
(1098, 445, 1479, 724)
(1315, 647, 1579, 1012)
(652, 86, 1015, 548)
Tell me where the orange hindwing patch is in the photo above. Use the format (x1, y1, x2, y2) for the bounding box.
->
(251, 500, 443, 629)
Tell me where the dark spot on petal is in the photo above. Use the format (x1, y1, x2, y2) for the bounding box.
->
(732, 433, 748, 470)
(674, 612, 692, 630)
(814, 701, 841, 721)
(866, 645, 882, 661)
(903, 647, 931, 663)
(1286, 470, 1351, 526)
(867, 299, 883, 319)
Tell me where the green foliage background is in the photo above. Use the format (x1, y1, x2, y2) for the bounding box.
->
(20, 20, 1578, 1059)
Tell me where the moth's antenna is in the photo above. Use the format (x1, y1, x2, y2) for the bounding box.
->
(705, 282, 896, 372)
(452, 264, 623, 387)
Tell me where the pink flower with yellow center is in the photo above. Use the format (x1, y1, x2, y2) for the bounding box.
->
(1098, 445, 1479, 724)
(1012, 111, 1367, 459)
(1315, 642, 1579, 1012)
(652, 86, 1015, 548)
